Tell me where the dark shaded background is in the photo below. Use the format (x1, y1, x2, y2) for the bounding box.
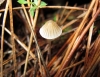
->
(43, 0, 91, 6)
(41, 0, 91, 18)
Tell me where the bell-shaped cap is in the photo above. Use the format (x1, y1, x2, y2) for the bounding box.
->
(39, 20, 62, 39)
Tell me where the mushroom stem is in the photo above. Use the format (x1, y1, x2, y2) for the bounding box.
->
(46, 40, 51, 63)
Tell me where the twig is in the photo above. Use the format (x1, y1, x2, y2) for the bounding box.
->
(1, 0, 9, 77)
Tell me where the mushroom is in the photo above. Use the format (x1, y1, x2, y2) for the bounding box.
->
(39, 20, 62, 39)
(39, 20, 62, 62)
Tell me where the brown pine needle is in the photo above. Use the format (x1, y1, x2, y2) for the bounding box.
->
(0, 6, 87, 12)
(54, 0, 96, 76)
(9, 0, 17, 75)
(1, 0, 9, 77)
(62, 59, 84, 71)
(0, 25, 36, 59)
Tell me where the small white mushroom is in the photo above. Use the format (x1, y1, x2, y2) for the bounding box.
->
(39, 20, 62, 39)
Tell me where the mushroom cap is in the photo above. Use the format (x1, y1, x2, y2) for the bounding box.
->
(39, 20, 62, 39)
